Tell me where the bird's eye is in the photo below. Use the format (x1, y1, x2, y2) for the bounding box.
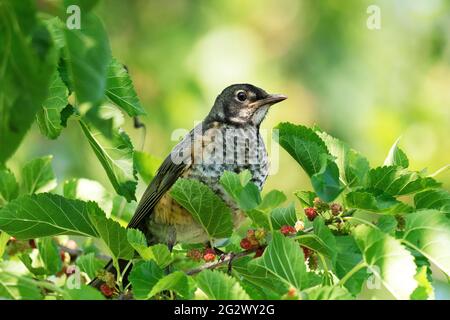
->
(236, 90, 247, 102)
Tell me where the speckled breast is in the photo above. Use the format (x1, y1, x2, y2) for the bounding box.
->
(148, 124, 269, 245)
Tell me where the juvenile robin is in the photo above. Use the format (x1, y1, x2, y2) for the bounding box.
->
(92, 84, 286, 288)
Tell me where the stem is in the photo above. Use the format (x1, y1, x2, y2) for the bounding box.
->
(318, 254, 330, 278)
(113, 259, 123, 292)
(185, 248, 257, 276)
(337, 261, 366, 286)
(343, 216, 379, 229)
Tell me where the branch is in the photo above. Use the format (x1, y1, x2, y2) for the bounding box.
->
(185, 248, 258, 276)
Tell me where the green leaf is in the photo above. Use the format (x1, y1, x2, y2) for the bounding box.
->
(127, 229, 172, 268)
(275, 123, 329, 176)
(63, 178, 113, 215)
(0, 0, 57, 163)
(294, 190, 316, 207)
(0, 273, 43, 300)
(84, 104, 125, 139)
(414, 189, 450, 216)
(63, 285, 105, 300)
(310, 156, 343, 202)
(76, 252, 105, 280)
(270, 202, 297, 230)
(317, 131, 370, 186)
(377, 215, 397, 234)
(353, 225, 418, 299)
(128, 260, 164, 300)
(134, 151, 162, 184)
(410, 266, 434, 300)
(220, 170, 261, 210)
(18, 254, 47, 276)
(37, 237, 62, 275)
(149, 271, 189, 298)
(383, 138, 409, 168)
(21, 155, 56, 194)
(171, 178, 233, 240)
(195, 270, 250, 300)
(346, 190, 411, 214)
(106, 58, 145, 116)
(232, 257, 289, 299)
(259, 190, 286, 211)
(36, 71, 69, 139)
(296, 218, 337, 264)
(89, 213, 134, 261)
(402, 210, 450, 277)
(0, 232, 9, 258)
(253, 231, 306, 290)
(64, 13, 111, 105)
(0, 193, 99, 239)
(246, 209, 270, 229)
(335, 236, 366, 295)
(312, 217, 337, 263)
(0, 167, 19, 205)
(303, 285, 353, 300)
(79, 120, 137, 202)
(367, 166, 440, 196)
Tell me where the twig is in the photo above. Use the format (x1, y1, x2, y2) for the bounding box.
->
(185, 248, 258, 276)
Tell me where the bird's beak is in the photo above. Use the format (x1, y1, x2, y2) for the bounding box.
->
(250, 93, 288, 108)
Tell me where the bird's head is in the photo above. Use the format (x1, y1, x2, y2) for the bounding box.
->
(206, 84, 287, 127)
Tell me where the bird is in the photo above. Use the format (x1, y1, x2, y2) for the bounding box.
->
(91, 83, 287, 288)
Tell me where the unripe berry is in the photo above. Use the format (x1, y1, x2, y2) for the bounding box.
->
(313, 197, 329, 212)
(330, 203, 343, 216)
(254, 229, 266, 240)
(240, 238, 252, 250)
(100, 283, 115, 298)
(304, 207, 318, 221)
(246, 229, 255, 238)
(187, 249, 203, 261)
(280, 225, 297, 236)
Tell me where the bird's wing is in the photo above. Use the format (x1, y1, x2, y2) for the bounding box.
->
(127, 131, 195, 229)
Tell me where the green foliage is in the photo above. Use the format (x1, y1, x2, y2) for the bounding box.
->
(79, 120, 137, 202)
(275, 123, 343, 201)
(353, 225, 418, 299)
(21, 155, 57, 194)
(253, 232, 306, 290)
(106, 58, 146, 116)
(171, 178, 233, 239)
(0, 0, 448, 301)
(195, 270, 250, 300)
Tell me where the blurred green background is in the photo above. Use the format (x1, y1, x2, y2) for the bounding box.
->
(9, 0, 450, 200)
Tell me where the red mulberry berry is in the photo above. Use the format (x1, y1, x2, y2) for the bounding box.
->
(203, 253, 216, 262)
(280, 225, 297, 236)
(100, 283, 115, 298)
(304, 207, 318, 221)
(240, 238, 252, 250)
